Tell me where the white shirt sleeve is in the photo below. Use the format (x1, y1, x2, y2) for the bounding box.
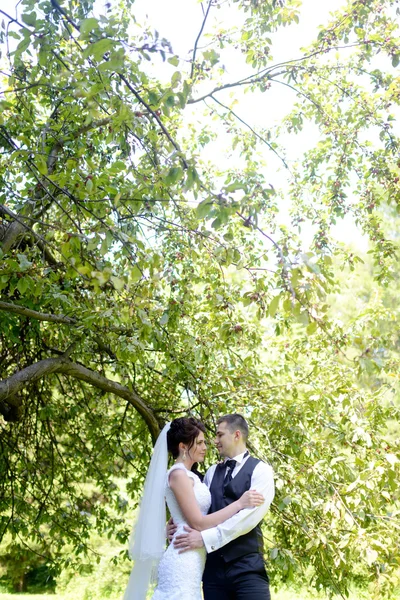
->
(201, 461, 274, 553)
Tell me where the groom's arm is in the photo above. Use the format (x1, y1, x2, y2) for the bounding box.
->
(201, 461, 274, 553)
(174, 462, 274, 553)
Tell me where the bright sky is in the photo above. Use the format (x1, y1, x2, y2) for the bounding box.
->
(131, 0, 344, 139)
(1, 0, 371, 250)
(128, 0, 369, 250)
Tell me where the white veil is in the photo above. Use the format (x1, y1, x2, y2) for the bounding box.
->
(123, 422, 171, 600)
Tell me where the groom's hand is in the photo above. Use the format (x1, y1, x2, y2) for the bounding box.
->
(167, 517, 178, 543)
(174, 526, 204, 553)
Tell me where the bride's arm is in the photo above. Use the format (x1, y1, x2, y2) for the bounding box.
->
(169, 470, 263, 532)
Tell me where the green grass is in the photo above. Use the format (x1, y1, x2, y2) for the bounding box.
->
(0, 591, 368, 600)
(0, 597, 61, 600)
(1, 579, 397, 600)
(0, 593, 386, 600)
(1, 593, 316, 600)
(0, 592, 394, 599)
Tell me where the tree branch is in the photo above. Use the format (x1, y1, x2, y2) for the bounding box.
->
(50, 0, 80, 31)
(0, 204, 59, 265)
(48, 1, 188, 171)
(188, 42, 373, 104)
(118, 74, 189, 169)
(236, 211, 295, 298)
(0, 201, 38, 254)
(209, 95, 290, 171)
(191, 0, 213, 80)
(47, 117, 112, 172)
(0, 357, 160, 442)
(0, 301, 77, 324)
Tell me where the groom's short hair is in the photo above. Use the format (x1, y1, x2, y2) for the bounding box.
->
(217, 414, 249, 442)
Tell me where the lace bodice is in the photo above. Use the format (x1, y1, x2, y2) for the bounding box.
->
(151, 463, 211, 600)
(165, 463, 211, 524)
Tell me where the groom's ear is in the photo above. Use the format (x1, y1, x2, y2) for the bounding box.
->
(234, 429, 241, 440)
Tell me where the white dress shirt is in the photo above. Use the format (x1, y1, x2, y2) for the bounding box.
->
(201, 451, 275, 553)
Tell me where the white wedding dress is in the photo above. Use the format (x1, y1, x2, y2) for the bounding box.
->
(151, 463, 211, 600)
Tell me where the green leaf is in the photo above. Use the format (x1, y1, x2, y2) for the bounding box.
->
(21, 12, 37, 26)
(306, 321, 317, 335)
(270, 548, 279, 560)
(15, 36, 31, 55)
(160, 311, 169, 325)
(98, 58, 124, 72)
(36, 156, 48, 175)
(110, 276, 125, 291)
(168, 56, 179, 67)
(269, 295, 280, 317)
(17, 277, 30, 295)
(298, 310, 309, 325)
(148, 91, 159, 106)
(283, 298, 292, 312)
(17, 254, 33, 271)
(278, 496, 292, 511)
(224, 182, 245, 193)
(171, 71, 182, 88)
(196, 200, 213, 219)
(137, 308, 150, 325)
(0, 101, 12, 111)
(84, 38, 113, 61)
(176, 92, 186, 109)
(391, 54, 400, 68)
(80, 18, 99, 35)
(165, 167, 183, 185)
(164, 94, 175, 108)
(211, 217, 222, 230)
(92, 270, 109, 286)
(130, 265, 142, 283)
(185, 167, 199, 190)
(203, 49, 220, 66)
(111, 160, 126, 172)
(38, 49, 48, 66)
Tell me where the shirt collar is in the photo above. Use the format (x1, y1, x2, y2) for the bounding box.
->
(224, 450, 248, 464)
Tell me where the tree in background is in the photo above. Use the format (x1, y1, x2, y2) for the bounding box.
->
(0, 0, 399, 596)
(0, 538, 56, 593)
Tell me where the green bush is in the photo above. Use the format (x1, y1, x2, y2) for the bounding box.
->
(0, 539, 56, 594)
(55, 534, 129, 600)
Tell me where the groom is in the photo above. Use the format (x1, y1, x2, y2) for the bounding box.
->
(173, 413, 274, 599)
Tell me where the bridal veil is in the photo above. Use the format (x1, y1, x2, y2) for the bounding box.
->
(123, 422, 171, 600)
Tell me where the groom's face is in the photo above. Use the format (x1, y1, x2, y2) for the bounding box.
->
(215, 421, 236, 459)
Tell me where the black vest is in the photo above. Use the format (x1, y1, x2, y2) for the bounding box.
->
(208, 456, 264, 563)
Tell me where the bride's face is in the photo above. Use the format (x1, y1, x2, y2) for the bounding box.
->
(188, 431, 207, 463)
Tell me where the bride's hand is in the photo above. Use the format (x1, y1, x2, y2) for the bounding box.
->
(238, 489, 264, 509)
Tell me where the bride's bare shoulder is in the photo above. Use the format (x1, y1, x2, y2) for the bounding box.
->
(168, 466, 194, 487)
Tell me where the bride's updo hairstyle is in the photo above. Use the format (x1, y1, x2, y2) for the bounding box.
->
(167, 417, 206, 459)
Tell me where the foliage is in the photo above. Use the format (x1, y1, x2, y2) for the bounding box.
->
(0, 0, 400, 596)
(0, 536, 56, 593)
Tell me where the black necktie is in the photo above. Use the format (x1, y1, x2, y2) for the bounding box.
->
(223, 459, 237, 487)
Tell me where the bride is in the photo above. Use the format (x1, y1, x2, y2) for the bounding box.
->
(123, 417, 264, 599)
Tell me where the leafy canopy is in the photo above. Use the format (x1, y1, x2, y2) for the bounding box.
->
(0, 0, 400, 595)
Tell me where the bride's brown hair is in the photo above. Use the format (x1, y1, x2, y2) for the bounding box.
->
(167, 417, 206, 459)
